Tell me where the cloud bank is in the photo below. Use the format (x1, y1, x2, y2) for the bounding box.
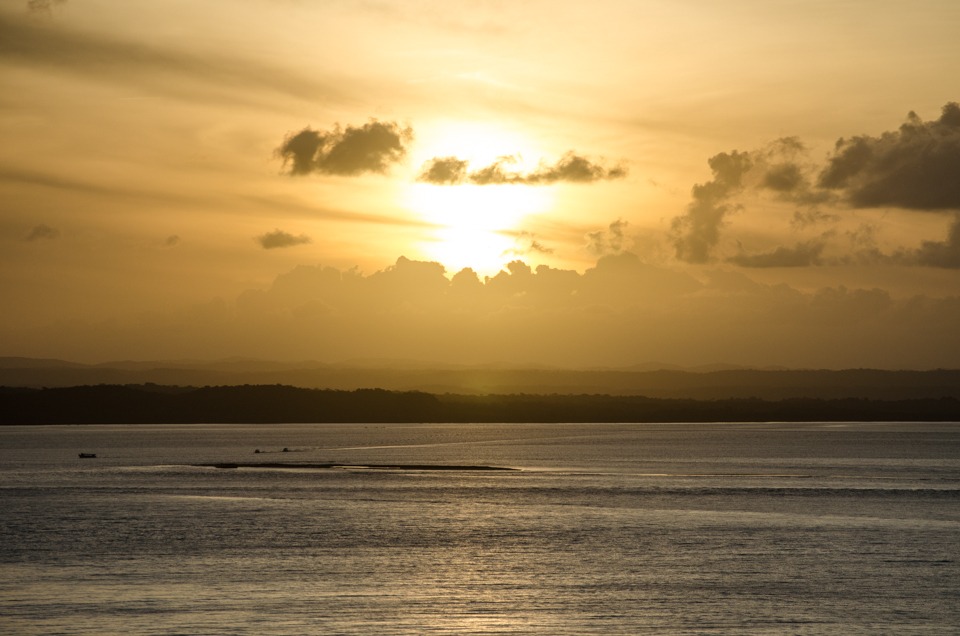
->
(24, 254, 959, 369)
(277, 121, 412, 177)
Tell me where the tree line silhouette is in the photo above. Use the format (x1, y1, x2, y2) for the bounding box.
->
(2, 384, 959, 424)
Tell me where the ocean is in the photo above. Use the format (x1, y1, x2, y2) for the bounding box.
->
(1, 421, 958, 634)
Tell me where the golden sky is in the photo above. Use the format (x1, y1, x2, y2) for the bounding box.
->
(2, 0, 960, 368)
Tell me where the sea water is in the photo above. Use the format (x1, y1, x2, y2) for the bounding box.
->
(1, 422, 959, 634)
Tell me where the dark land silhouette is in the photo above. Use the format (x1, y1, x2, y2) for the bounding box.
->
(2, 357, 960, 400)
(1, 384, 959, 424)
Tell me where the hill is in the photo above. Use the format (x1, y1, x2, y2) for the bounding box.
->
(1, 357, 958, 400)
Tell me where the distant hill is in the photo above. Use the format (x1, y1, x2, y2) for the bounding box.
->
(0, 357, 958, 400)
(0, 357, 88, 369)
(2, 384, 959, 424)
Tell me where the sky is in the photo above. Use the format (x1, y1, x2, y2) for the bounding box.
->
(2, 0, 960, 368)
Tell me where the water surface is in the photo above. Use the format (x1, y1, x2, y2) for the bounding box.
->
(2, 422, 958, 634)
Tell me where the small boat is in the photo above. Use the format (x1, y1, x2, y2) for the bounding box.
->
(78, 453, 97, 459)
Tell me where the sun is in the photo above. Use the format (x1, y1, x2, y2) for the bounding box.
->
(407, 182, 551, 272)
(404, 122, 553, 274)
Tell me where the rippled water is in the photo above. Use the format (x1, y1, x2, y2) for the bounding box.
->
(2, 422, 959, 634)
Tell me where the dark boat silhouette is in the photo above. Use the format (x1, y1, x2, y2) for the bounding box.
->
(78, 453, 97, 459)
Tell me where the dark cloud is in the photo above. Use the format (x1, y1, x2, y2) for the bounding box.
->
(762, 162, 804, 192)
(667, 135, 847, 264)
(728, 239, 825, 268)
(755, 139, 832, 206)
(257, 229, 311, 250)
(670, 150, 751, 263)
(757, 138, 805, 191)
(586, 219, 629, 256)
(669, 137, 837, 264)
(277, 120, 412, 177)
(818, 102, 960, 210)
(417, 157, 468, 184)
(164, 235, 180, 247)
(911, 215, 960, 268)
(667, 105, 960, 267)
(467, 155, 521, 185)
(25, 223, 59, 241)
(416, 152, 626, 185)
(525, 152, 627, 185)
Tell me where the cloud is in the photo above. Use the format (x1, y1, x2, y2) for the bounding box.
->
(791, 208, 840, 229)
(277, 120, 412, 177)
(257, 229, 311, 249)
(845, 223, 879, 250)
(525, 152, 627, 184)
(0, 165, 122, 197)
(670, 150, 751, 263)
(667, 130, 907, 266)
(367, 256, 450, 302)
(416, 152, 626, 185)
(164, 235, 180, 247)
(762, 162, 804, 192)
(586, 219, 629, 256)
(243, 194, 437, 230)
(0, 12, 336, 105)
(828, 216, 960, 269)
(910, 215, 960, 268)
(503, 232, 554, 257)
(728, 239, 825, 268)
(218, 253, 956, 369)
(0, 165, 209, 207)
(818, 102, 960, 210)
(25, 223, 59, 241)
(27, 0, 66, 17)
(466, 155, 522, 185)
(417, 157, 468, 184)
(754, 140, 834, 209)
(19, 252, 960, 369)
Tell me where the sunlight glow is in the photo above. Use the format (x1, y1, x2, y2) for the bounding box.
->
(407, 183, 552, 274)
(405, 122, 553, 274)
(412, 121, 539, 168)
